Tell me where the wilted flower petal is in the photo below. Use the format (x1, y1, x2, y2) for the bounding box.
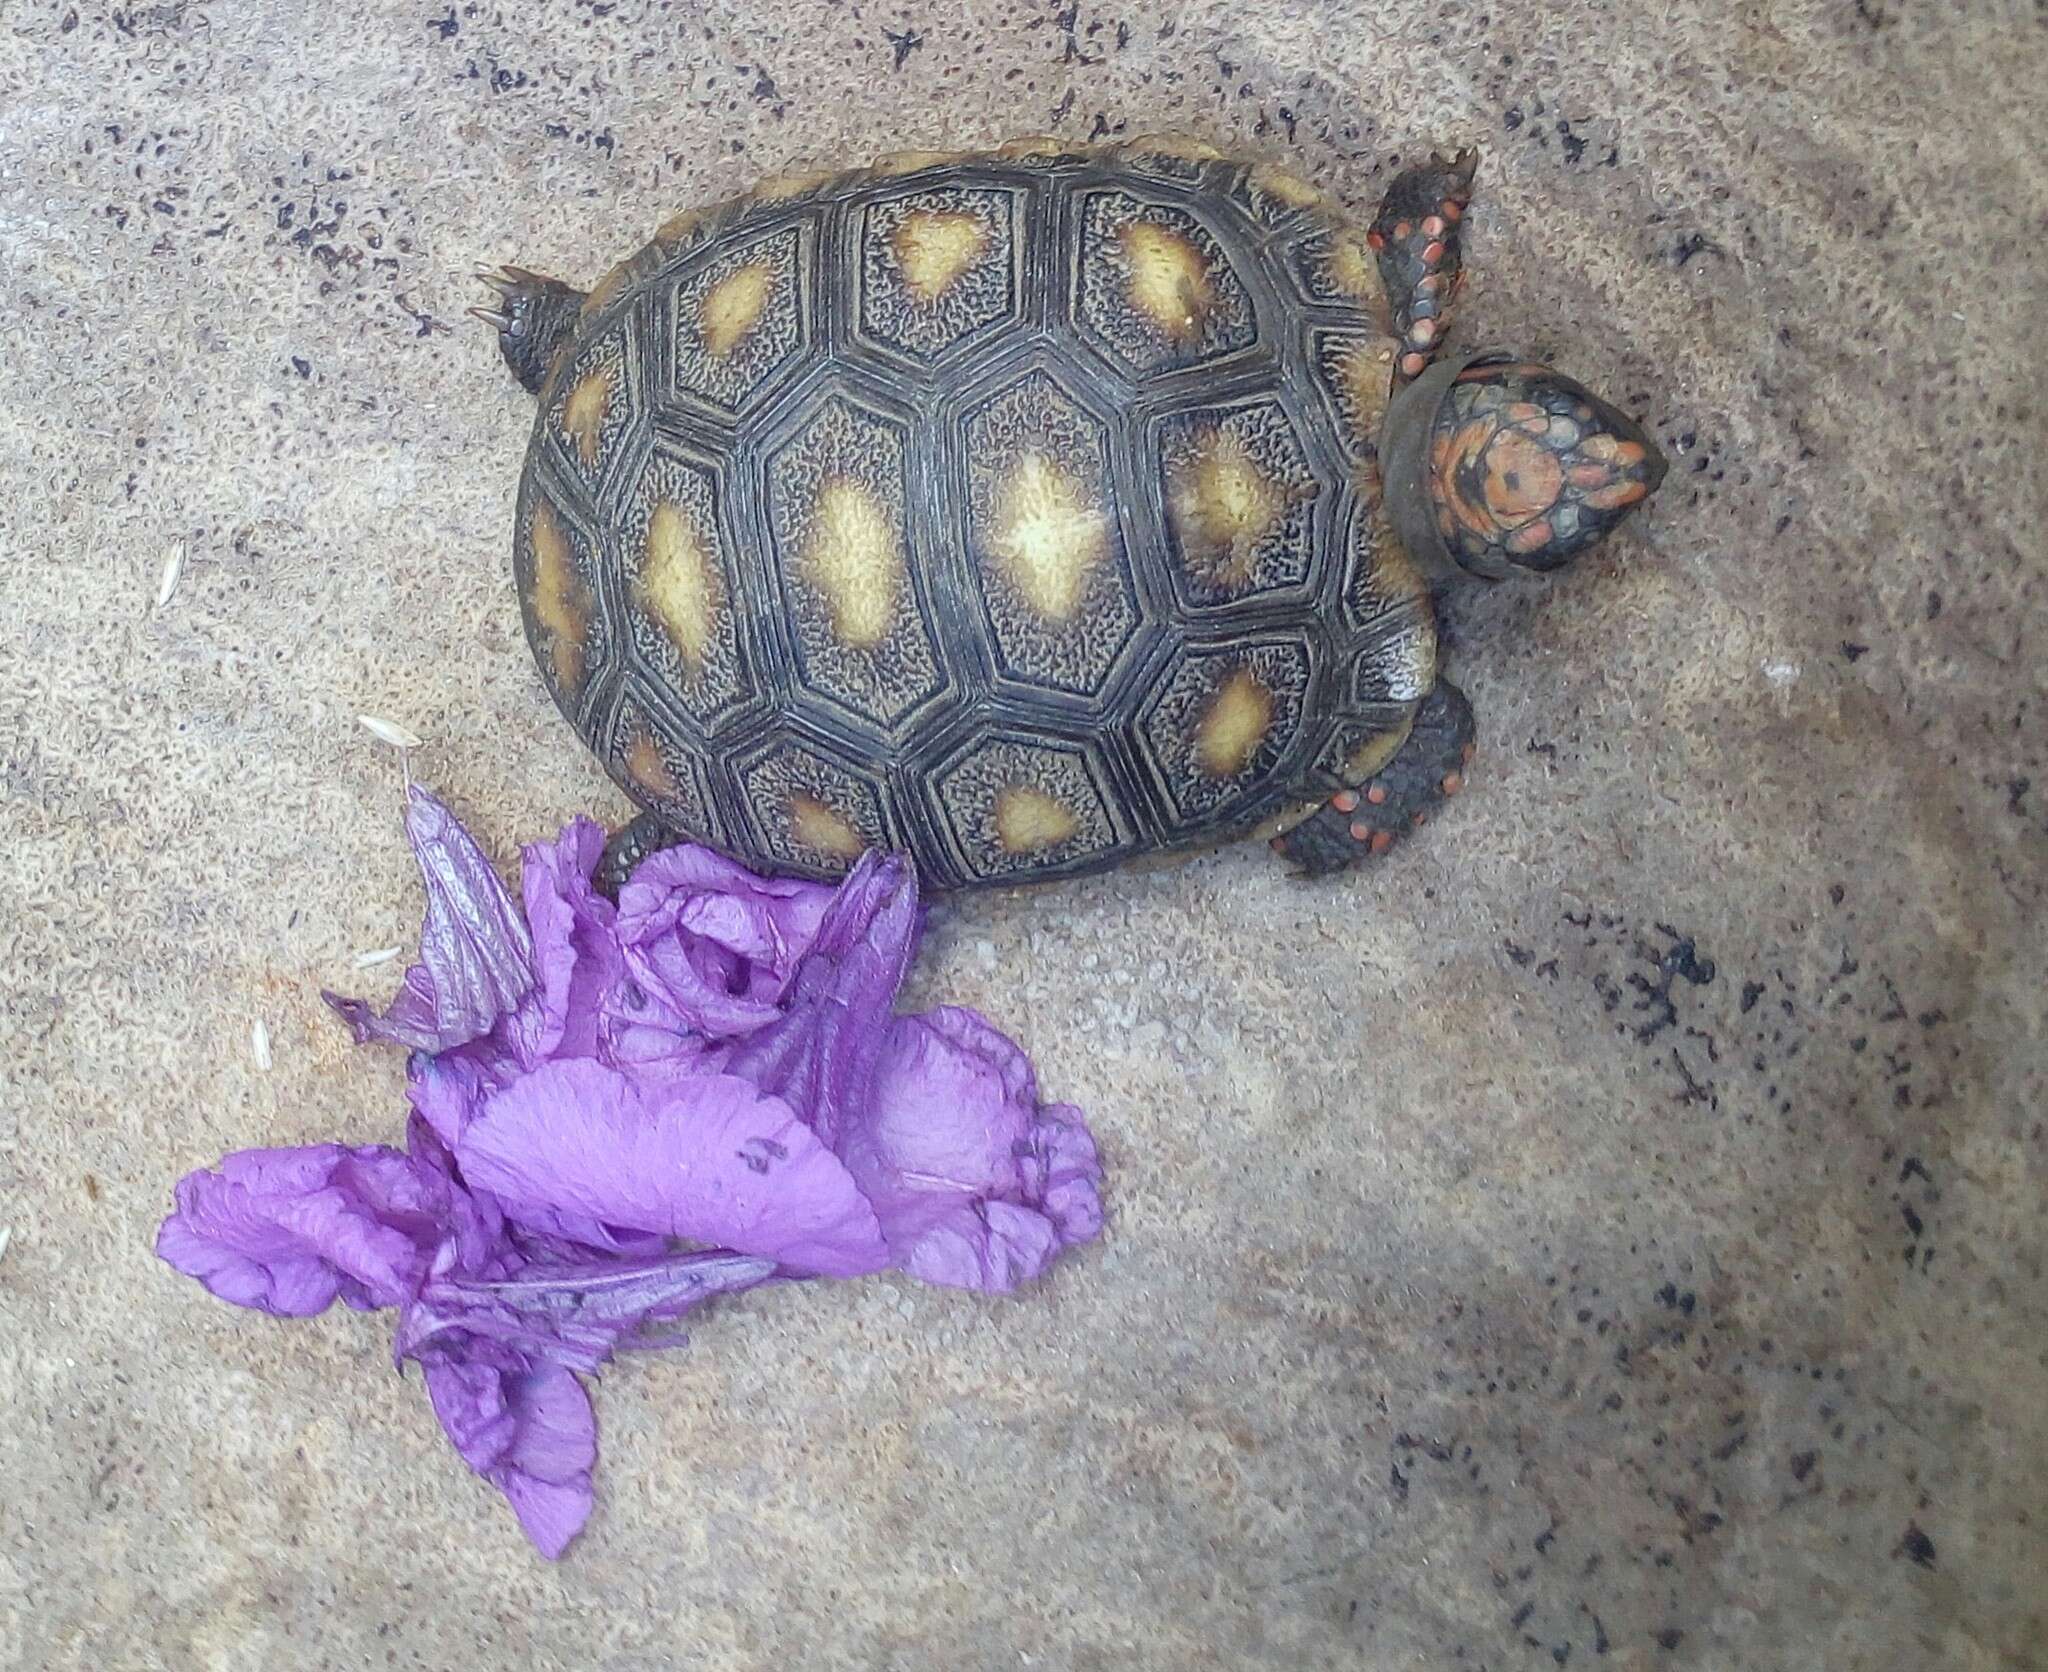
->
(324, 787, 534, 1052)
(721, 851, 920, 1152)
(839, 1007, 1106, 1294)
(422, 1351, 595, 1559)
(404, 1048, 499, 1150)
(615, 846, 834, 1038)
(458, 1057, 890, 1277)
(397, 1248, 777, 1373)
(502, 816, 621, 1066)
(159, 786, 1106, 1563)
(156, 1145, 442, 1315)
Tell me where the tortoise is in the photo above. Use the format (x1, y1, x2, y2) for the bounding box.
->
(470, 135, 1667, 891)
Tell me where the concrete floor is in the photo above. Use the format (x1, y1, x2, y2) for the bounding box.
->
(3, 2, 2044, 1667)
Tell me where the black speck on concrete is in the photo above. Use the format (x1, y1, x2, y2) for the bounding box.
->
(1896, 1524, 1937, 1568)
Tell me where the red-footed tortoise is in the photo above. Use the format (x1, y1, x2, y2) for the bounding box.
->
(470, 135, 1667, 890)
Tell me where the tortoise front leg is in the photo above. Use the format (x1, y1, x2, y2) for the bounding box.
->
(1372, 150, 1479, 384)
(1269, 681, 1477, 876)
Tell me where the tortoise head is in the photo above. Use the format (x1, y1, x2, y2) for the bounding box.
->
(1382, 350, 1668, 581)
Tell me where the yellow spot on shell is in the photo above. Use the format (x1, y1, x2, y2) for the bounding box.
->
(1167, 429, 1291, 588)
(1345, 721, 1412, 784)
(1195, 668, 1277, 778)
(1369, 527, 1431, 613)
(752, 168, 838, 203)
(996, 134, 1075, 160)
(1118, 220, 1212, 343)
(872, 148, 968, 177)
(527, 498, 588, 691)
(791, 794, 865, 860)
(1252, 797, 1327, 843)
(1248, 163, 1326, 209)
(989, 453, 1109, 621)
(625, 729, 678, 800)
(1324, 234, 1380, 301)
(582, 261, 632, 318)
(655, 209, 704, 248)
(1123, 132, 1225, 162)
(560, 370, 612, 470)
(994, 784, 1080, 854)
(638, 501, 721, 672)
(890, 209, 990, 303)
(1330, 339, 1395, 442)
(699, 262, 777, 357)
(802, 476, 904, 649)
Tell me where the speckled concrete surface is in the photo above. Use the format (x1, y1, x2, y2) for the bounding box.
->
(3, 3, 2044, 1667)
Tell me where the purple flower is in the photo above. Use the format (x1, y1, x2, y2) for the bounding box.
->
(457, 1060, 891, 1277)
(422, 1352, 596, 1560)
(614, 845, 833, 1038)
(158, 787, 1106, 1559)
(155, 1144, 450, 1316)
(323, 789, 534, 1054)
(846, 1008, 1105, 1293)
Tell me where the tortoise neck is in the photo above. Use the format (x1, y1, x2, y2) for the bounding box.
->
(1378, 347, 1515, 584)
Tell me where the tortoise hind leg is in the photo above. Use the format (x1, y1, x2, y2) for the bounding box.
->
(1372, 150, 1479, 383)
(595, 811, 687, 899)
(470, 266, 587, 395)
(1270, 681, 1477, 877)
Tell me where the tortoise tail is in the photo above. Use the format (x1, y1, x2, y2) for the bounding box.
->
(471, 266, 587, 396)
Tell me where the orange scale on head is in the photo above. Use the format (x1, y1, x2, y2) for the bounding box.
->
(1482, 430, 1564, 522)
(1584, 478, 1651, 512)
(1506, 518, 1556, 555)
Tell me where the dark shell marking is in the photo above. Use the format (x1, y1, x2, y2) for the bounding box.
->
(513, 139, 1438, 886)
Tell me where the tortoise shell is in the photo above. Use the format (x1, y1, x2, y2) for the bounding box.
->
(512, 136, 1436, 887)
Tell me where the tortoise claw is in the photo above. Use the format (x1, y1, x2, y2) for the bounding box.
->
(468, 264, 589, 393)
(1436, 147, 1480, 192)
(475, 263, 555, 295)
